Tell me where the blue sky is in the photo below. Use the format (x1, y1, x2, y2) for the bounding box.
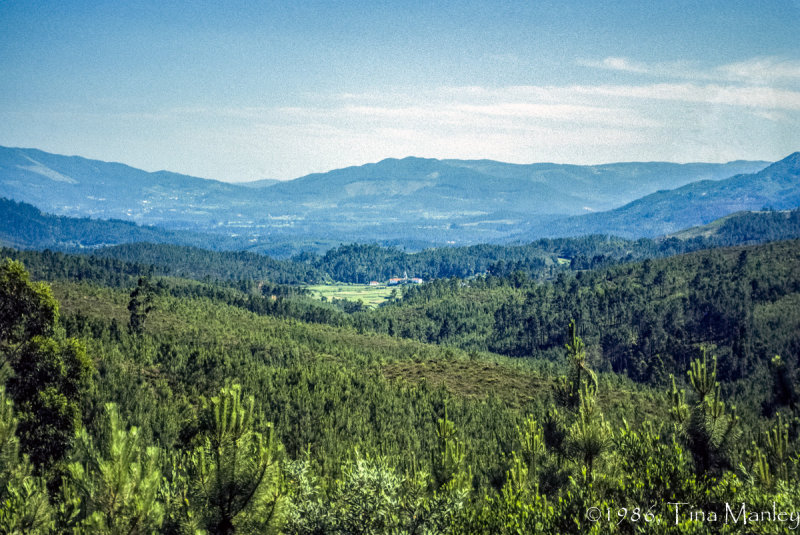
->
(1, 1, 799, 181)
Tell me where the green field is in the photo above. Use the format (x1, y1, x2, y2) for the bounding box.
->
(305, 283, 396, 307)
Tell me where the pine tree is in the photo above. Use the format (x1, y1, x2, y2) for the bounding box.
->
(187, 384, 285, 534)
(0, 387, 53, 533)
(61, 403, 165, 534)
(128, 277, 156, 334)
(552, 321, 610, 480)
(763, 355, 798, 415)
(669, 350, 739, 475)
(554, 320, 597, 409)
(747, 412, 793, 490)
(431, 403, 469, 493)
(565, 384, 611, 480)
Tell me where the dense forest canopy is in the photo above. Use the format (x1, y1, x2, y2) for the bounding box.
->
(1, 204, 799, 532)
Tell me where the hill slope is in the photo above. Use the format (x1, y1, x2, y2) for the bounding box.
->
(0, 197, 216, 250)
(544, 152, 800, 238)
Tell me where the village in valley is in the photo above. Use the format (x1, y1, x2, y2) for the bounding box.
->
(372, 272, 424, 286)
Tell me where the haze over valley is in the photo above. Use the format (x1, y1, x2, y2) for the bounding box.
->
(3, 145, 791, 254)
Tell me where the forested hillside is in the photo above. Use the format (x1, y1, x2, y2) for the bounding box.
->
(359, 240, 800, 391)
(0, 197, 244, 251)
(90, 243, 325, 285)
(1, 231, 799, 532)
(4, 0, 799, 531)
(295, 209, 800, 282)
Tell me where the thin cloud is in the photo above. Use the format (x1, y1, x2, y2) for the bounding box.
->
(578, 57, 699, 79)
(717, 57, 800, 83)
(433, 83, 800, 112)
(579, 56, 651, 74)
(582, 55, 800, 85)
(277, 97, 658, 129)
(570, 83, 800, 110)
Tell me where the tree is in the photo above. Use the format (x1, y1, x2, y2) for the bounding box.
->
(431, 403, 469, 493)
(0, 259, 58, 362)
(61, 403, 165, 534)
(669, 350, 739, 475)
(763, 355, 798, 416)
(128, 277, 156, 334)
(186, 384, 285, 534)
(0, 386, 53, 533)
(551, 321, 610, 482)
(0, 259, 94, 473)
(554, 320, 597, 410)
(9, 336, 93, 470)
(565, 384, 611, 480)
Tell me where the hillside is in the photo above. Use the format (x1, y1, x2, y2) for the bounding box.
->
(667, 209, 800, 243)
(6, 194, 800, 286)
(90, 242, 324, 284)
(443, 158, 768, 209)
(2, 239, 798, 532)
(358, 238, 800, 387)
(545, 152, 800, 238)
(0, 146, 250, 226)
(0, 197, 244, 251)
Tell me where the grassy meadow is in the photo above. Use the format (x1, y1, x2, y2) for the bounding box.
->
(305, 282, 398, 307)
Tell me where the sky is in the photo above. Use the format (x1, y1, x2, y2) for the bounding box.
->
(1, 1, 799, 182)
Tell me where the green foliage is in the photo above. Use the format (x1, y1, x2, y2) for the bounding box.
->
(432, 404, 469, 492)
(1, 259, 94, 473)
(744, 412, 798, 493)
(61, 403, 164, 534)
(554, 321, 598, 409)
(516, 415, 546, 487)
(2, 239, 800, 533)
(284, 452, 465, 535)
(8, 336, 93, 471)
(0, 386, 53, 533)
(128, 277, 156, 334)
(0, 258, 58, 347)
(565, 385, 611, 479)
(764, 355, 798, 415)
(94, 242, 323, 285)
(8, 336, 93, 472)
(185, 384, 285, 535)
(670, 351, 740, 476)
(328, 455, 404, 534)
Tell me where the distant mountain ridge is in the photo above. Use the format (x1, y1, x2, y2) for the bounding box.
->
(239, 178, 280, 188)
(543, 152, 800, 239)
(0, 146, 251, 225)
(0, 145, 783, 247)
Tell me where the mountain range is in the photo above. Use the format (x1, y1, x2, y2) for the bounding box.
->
(543, 152, 800, 239)
(2, 145, 799, 249)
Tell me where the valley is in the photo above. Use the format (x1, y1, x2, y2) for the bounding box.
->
(1, 147, 799, 534)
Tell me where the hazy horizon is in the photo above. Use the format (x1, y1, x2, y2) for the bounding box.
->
(2, 1, 799, 182)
